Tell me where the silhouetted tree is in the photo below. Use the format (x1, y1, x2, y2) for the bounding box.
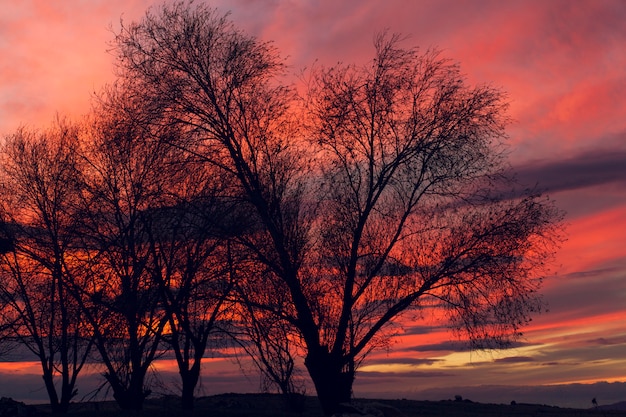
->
(69, 86, 177, 410)
(112, 3, 564, 414)
(298, 35, 563, 413)
(230, 263, 306, 408)
(144, 160, 241, 410)
(0, 120, 93, 413)
(0, 223, 16, 360)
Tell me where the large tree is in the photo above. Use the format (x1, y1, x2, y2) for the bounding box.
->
(0, 120, 93, 413)
(299, 35, 563, 412)
(112, 3, 563, 414)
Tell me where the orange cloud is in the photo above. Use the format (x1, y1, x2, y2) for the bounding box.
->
(557, 205, 626, 274)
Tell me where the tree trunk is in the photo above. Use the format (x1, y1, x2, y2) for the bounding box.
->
(112, 391, 145, 411)
(58, 385, 75, 414)
(42, 373, 73, 414)
(179, 364, 200, 410)
(304, 349, 354, 416)
(42, 372, 66, 414)
(105, 371, 149, 410)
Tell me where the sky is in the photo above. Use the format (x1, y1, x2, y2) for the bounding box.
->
(1, 0, 625, 409)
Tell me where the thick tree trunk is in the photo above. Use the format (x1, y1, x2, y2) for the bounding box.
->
(112, 391, 145, 411)
(110, 384, 147, 410)
(179, 365, 200, 410)
(58, 386, 74, 414)
(41, 374, 73, 413)
(105, 371, 149, 410)
(304, 349, 354, 416)
(42, 372, 66, 414)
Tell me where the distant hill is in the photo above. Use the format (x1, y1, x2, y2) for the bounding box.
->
(357, 381, 626, 409)
(597, 401, 626, 411)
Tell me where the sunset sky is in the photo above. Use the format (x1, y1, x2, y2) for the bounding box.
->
(1, 0, 625, 408)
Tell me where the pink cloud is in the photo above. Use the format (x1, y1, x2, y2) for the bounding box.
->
(0, 0, 155, 134)
(556, 206, 626, 274)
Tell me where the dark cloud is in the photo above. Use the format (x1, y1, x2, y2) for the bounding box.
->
(493, 356, 534, 364)
(400, 340, 532, 353)
(534, 360, 585, 367)
(358, 370, 453, 379)
(540, 265, 626, 321)
(399, 340, 471, 353)
(512, 146, 626, 194)
(587, 336, 626, 346)
(0, 372, 54, 403)
(368, 357, 442, 366)
(401, 324, 447, 335)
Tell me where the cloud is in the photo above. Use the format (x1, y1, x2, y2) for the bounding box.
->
(358, 370, 453, 380)
(0, 372, 51, 403)
(493, 356, 535, 364)
(368, 357, 442, 366)
(512, 145, 626, 193)
(588, 336, 626, 346)
(400, 340, 532, 353)
(539, 265, 626, 320)
(399, 340, 471, 353)
(401, 324, 447, 335)
(540, 361, 567, 366)
(0, 0, 155, 135)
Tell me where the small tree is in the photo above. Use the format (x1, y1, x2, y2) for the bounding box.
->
(230, 264, 306, 409)
(0, 120, 93, 413)
(112, 3, 564, 414)
(70, 86, 176, 410)
(145, 164, 240, 410)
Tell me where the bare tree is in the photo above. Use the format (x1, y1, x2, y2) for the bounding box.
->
(0, 223, 16, 360)
(0, 120, 93, 413)
(111, 4, 563, 414)
(69, 85, 177, 410)
(228, 257, 306, 409)
(297, 34, 563, 413)
(144, 159, 240, 410)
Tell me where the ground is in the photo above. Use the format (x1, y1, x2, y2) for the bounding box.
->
(13, 393, 626, 417)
